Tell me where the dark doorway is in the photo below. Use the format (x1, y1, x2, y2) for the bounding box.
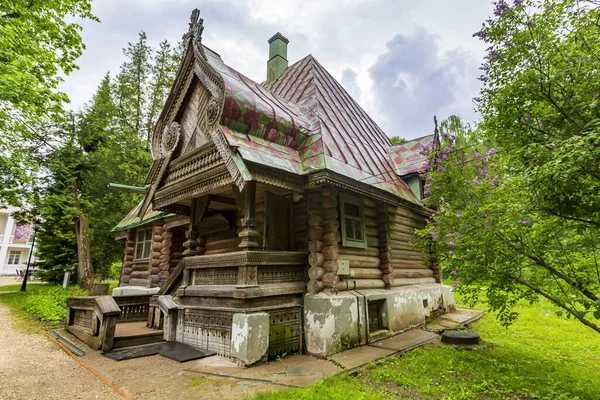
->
(265, 192, 291, 251)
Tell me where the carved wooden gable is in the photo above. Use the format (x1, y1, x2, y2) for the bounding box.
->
(174, 79, 212, 159)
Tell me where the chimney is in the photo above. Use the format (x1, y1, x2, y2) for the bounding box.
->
(266, 32, 289, 85)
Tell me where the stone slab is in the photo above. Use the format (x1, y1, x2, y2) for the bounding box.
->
(330, 346, 396, 370)
(103, 341, 215, 362)
(370, 329, 438, 352)
(159, 341, 216, 362)
(112, 286, 160, 296)
(184, 354, 342, 388)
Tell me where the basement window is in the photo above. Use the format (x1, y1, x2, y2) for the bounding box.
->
(135, 228, 153, 260)
(340, 193, 367, 249)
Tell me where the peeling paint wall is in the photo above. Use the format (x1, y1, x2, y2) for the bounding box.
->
(304, 283, 455, 358)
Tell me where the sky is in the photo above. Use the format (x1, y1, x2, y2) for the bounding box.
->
(59, 0, 494, 140)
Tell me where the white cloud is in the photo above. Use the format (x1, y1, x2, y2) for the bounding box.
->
(59, 0, 491, 138)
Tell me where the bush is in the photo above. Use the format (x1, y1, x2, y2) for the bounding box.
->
(24, 286, 86, 322)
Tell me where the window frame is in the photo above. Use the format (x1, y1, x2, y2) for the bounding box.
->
(134, 228, 153, 261)
(7, 250, 21, 265)
(340, 192, 368, 249)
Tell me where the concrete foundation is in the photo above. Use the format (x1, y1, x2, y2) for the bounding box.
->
(112, 286, 160, 296)
(303, 283, 455, 358)
(230, 313, 270, 366)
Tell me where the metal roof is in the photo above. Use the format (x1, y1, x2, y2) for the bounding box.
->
(112, 200, 172, 232)
(388, 134, 434, 176)
(203, 50, 417, 203)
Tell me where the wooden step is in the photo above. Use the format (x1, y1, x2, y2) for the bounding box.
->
(113, 321, 164, 349)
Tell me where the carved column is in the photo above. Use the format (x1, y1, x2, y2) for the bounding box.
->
(182, 196, 209, 257)
(235, 181, 260, 249)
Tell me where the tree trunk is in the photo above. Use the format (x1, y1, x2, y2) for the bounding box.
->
(72, 181, 94, 288)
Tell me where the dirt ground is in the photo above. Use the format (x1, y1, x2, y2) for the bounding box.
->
(0, 302, 120, 400)
(0, 297, 336, 399)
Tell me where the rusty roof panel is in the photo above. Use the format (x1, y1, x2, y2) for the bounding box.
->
(388, 134, 434, 176)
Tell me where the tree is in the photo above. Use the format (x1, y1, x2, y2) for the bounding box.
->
(419, 0, 600, 334)
(0, 1, 97, 207)
(389, 136, 406, 145)
(35, 32, 180, 281)
(420, 113, 600, 333)
(474, 0, 600, 227)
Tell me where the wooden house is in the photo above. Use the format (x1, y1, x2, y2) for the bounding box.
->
(67, 10, 454, 365)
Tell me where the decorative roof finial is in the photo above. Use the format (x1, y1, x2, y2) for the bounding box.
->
(183, 8, 204, 44)
(433, 115, 440, 146)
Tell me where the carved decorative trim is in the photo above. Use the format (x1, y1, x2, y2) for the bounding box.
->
(184, 251, 308, 269)
(206, 97, 220, 125)
(161, 122, 181, 155)
(306, 171, 432, 217)
(163, 216, 190, 230)
(154, 164, 232, 209)
(151, 53, 195, 160)
(163, 145, 221, 186)
(250, 164, 305, 193)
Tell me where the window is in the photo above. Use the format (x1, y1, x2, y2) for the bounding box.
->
(340, 193, 368, 248)
(135, 229, 153, 260)
(7, 250, 21, 265)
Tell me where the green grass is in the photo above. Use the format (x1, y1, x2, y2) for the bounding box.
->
(254, 297, 600, 400)
(0, 283, 87, 332)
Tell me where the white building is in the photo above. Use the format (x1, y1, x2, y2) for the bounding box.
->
(0, 206, 38, 276)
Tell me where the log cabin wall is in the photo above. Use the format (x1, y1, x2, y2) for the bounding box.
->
(157, 226, 185, 287)
(383, 205, 439, 285)
(306, 186, 437, 293)
(336, 196, 385, 291)
(129, 227, 152, 287)
(120, 230, 136, 287)
(147, 224, 165, 287)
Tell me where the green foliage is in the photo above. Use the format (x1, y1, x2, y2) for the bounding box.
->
(24, 285, 86, 322)
(35, 32, 180, 281)
(0, 284, 86, 329)
(254, 374, 390, 400)
(389, 136, 406, 145)
(475, 0, 600, 225)
(416, 0, 600, 334)
(253, 298, 600, 400)
(0, 0, 97, 207)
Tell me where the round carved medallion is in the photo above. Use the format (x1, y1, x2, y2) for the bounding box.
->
(161, 122, 180, 155)
(206, 98, 220, 125)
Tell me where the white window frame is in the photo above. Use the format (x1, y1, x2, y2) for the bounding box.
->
(7, 250, 21, 265)
(134, 228, 153, 260)
(340, 193, 368, 249)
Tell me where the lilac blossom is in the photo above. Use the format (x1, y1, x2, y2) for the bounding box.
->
(478, 75, 489, 82)
(438, 166, 446, 172)
(457, 212, 463, 218)
(446, 241, 456, 248)
(486, 148, 497, 156)
(472, 30, 487, 40)
(494, 1, 509, 16)
(521, 220, 532, 225)
(473, 176, 481, 185)
(451, 277, 461, 291)
(524, 116, 532, 125)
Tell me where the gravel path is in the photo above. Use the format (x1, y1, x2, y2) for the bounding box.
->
(0, 302, 121, 400)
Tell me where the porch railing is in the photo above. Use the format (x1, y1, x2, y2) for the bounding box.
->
(65, 294, 152, 351)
